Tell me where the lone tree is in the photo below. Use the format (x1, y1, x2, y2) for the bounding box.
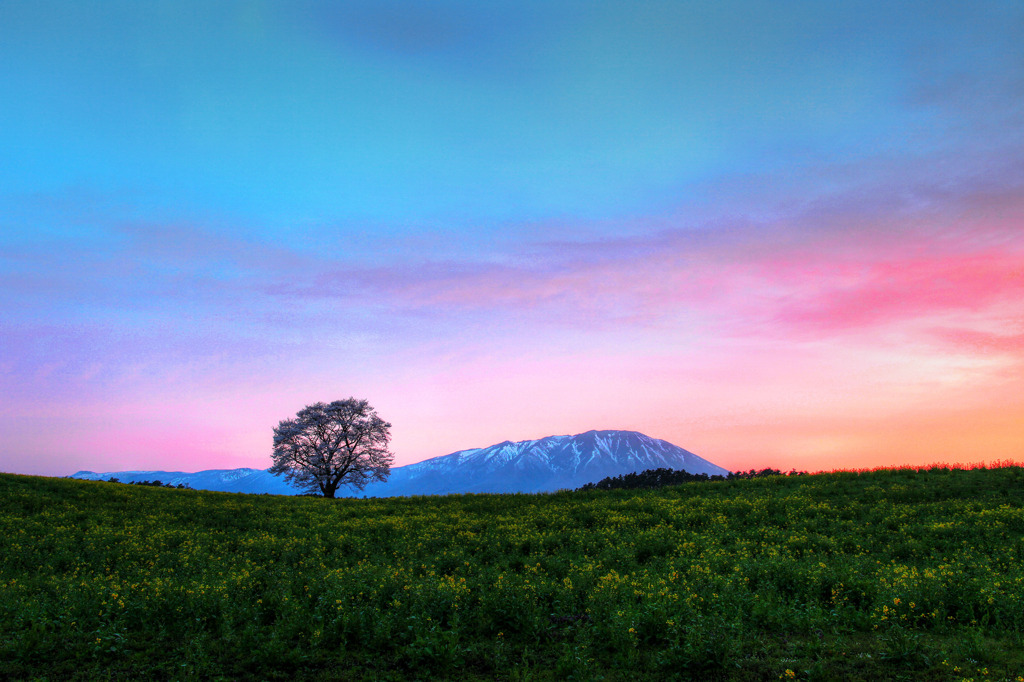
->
(270, 398, 394, 498)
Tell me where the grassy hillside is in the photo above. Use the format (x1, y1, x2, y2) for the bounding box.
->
(2, 467, 1023, 681)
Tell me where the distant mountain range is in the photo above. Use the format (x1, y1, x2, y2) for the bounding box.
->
(70, 467, 300, 495)
(70, 430, 729, 497)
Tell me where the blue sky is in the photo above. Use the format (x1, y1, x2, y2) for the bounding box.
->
(6, 1, 1001, 227)
(2, 1, 1023, 475)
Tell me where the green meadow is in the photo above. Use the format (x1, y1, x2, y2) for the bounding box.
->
(2, 467, 1023, 681)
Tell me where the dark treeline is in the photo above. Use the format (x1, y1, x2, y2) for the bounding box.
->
(578, 466, 808, 491)
(104, 477, 191, 490)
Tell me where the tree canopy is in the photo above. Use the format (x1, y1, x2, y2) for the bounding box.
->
(269, 398, 394, 498)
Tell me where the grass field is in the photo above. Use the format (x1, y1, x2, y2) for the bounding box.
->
(2, 466, 1023, 680)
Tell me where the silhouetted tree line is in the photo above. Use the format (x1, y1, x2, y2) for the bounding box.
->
(104, 477, 191, 490)
(578, 467, 808, 491)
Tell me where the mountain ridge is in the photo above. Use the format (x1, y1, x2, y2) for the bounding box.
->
(70, 429, 729, 496)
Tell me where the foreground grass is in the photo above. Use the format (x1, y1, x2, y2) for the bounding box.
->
(2, 467, 1023, 681)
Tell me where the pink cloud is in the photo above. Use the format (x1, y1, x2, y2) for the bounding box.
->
(930, 328, 1024, 353)
(290, 216, 1024, 347)
(764, 250, 1024, 336)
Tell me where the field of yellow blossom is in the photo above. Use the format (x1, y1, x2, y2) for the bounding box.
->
(2, 465, 1023, 680)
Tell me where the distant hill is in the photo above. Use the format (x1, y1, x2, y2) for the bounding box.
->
(70, 430, 729, 496)
(70, 468, 303, 495)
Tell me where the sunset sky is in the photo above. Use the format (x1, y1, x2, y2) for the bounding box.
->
(2, 1, 1022, 477)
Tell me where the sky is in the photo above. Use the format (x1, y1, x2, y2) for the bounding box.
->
(2, 1, 1023, 477)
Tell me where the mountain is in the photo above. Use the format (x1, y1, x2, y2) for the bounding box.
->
(69, 468, 303, 495)
(356, 430, 728, 496)
(69, 430, 729, 497)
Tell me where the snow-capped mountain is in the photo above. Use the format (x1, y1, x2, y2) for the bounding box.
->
(357, 430, 728, 496)
(69, 430, 729, 497)
(69, 468, 303, 495)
